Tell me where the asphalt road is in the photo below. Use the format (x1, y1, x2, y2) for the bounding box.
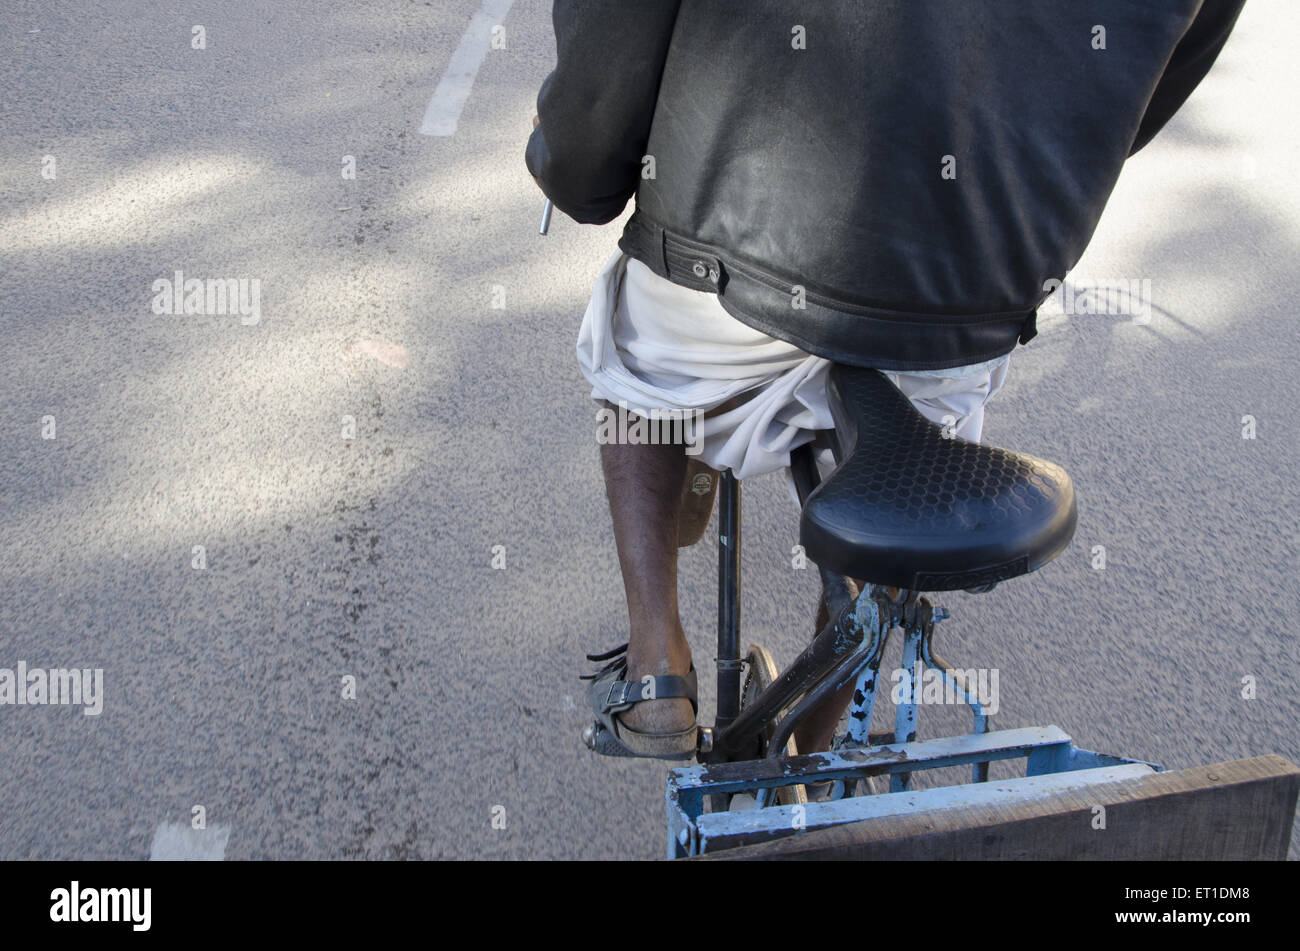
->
(1, 0, 1297, 860)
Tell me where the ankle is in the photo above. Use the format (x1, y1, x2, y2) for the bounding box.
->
(626, 627, 692, 676)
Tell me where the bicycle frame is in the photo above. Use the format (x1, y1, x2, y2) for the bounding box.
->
(699, 441, 885, 765)
(698, 442, 995, 775)
(668, 435, 1184, 858)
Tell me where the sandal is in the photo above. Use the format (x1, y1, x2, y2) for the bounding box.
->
(579, 643, 699, 760)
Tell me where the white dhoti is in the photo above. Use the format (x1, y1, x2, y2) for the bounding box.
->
(576, 251, 1011, 506)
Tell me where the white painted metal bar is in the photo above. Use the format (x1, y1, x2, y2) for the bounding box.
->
(696, 763, 1155, 853)
(669, 725, 1076, 796)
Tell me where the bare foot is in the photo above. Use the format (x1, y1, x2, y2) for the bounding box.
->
(617, 629, 696, 735)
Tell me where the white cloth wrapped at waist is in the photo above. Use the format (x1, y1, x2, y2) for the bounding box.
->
(576, 251, 1010, 506)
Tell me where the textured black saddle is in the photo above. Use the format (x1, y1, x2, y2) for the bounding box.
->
(799, 365, 1076, 591)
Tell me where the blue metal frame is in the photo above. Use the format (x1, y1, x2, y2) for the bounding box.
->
(667, 726, 1162, 858)
(666, 443, 1163, 858)
(844, 602, 996, 790)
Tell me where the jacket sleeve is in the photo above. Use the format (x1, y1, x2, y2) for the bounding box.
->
(525, 0, 682, 224)
(1129, 0, 1247, 155)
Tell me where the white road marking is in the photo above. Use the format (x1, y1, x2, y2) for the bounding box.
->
(420, 0, 516, 136)
(148, 822, 231, 861)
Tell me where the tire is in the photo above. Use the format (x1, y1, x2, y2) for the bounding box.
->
(739, 644, 807, 808)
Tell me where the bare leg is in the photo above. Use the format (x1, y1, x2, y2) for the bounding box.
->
(597, 393, 751, 734)
(598, 401, 695, 735)
(677, 457, 719, 547)
(677, 390, 758, 548)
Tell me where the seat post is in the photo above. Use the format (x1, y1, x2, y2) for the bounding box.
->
(715, 469, 743, 734)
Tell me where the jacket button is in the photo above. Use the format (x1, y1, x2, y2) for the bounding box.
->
(692, 261, 708, 278)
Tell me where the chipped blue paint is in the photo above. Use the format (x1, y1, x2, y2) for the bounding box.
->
(667, 725, 1161, 857)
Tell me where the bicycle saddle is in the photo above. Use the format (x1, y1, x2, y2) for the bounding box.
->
(799, 365, 1076, 591)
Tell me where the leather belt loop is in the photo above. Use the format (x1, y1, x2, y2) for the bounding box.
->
(662, 231, 726, 293)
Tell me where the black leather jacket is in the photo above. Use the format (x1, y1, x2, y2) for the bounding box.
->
(526, 1, 1245, 371)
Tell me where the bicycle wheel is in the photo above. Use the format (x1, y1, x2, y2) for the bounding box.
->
(737, 644, 807, 808)
(705, 645, 810, 813)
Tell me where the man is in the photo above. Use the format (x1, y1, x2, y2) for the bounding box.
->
(526, 0, 1245, 759)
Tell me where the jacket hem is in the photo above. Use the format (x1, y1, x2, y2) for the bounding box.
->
(618, 211, 1034, 372)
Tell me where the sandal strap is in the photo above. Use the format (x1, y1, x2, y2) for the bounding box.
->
(600, 670, 698, 713)
(585, 643, 628, 663)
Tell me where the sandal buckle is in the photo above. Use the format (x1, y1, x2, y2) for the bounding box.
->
(605, 680, 637, 708)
